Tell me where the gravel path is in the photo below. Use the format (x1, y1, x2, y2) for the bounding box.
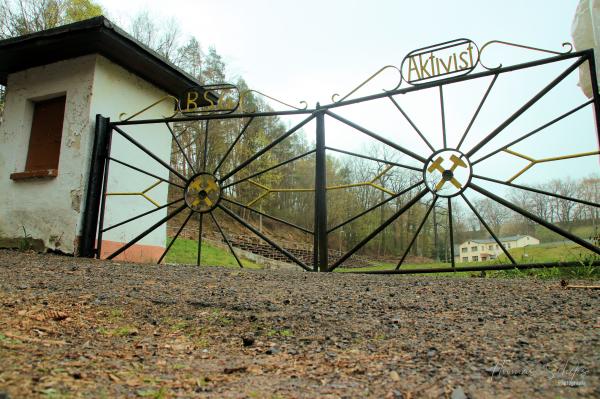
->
(0, 249, 598, 398)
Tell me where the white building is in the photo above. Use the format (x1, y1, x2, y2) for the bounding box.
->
(0, 17, 207, 263)
(457, 235, 540, 262)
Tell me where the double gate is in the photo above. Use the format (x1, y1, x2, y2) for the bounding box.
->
(80, 40, 600, 273)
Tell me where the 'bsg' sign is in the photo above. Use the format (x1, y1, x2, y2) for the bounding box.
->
(179, 84, 240, 115)
(401, 39, 480, 85)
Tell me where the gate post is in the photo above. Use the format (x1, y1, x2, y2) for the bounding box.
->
(80, 114, 110, 257)
(586, 49, 600, 146)
(314, 104, 329, 272)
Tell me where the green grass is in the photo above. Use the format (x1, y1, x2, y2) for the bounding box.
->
(336, 261, 478, 276)
(164, 238, 598, 279)
(336, 242, 599, 279)
(496, 242, 596, 264)
(164, 238, 262, 269)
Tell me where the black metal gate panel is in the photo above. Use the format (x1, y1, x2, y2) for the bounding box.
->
(82, 40, 600, 274)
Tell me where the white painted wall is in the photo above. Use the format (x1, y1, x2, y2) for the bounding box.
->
(0, 55, 97, 253)
(0, 54, 175, 255)
(89, 56, 174, 251)
(572, 0, 600, 98)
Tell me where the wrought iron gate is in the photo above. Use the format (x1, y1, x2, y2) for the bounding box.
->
(81, 40, 600, 274)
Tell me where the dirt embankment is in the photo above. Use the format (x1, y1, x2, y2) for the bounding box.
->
(0, 250, 598, 398)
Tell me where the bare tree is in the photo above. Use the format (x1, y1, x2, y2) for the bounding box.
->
(0, 0, 103, 39)
(475, 197, 510, 235)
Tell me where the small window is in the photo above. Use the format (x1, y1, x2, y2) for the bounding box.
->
(10, 95, 66, 180)
(471, 246, 478, 251)
(462, 257, 468, 262)
(507, 243, 511, 249)
(472, 256, 479, 261)
(488, 245, 493, 250)
(461, 247, 467, 253)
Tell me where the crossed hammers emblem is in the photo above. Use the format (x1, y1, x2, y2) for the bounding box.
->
(189, 177, 219, 208)
(427, 154, 468, 191)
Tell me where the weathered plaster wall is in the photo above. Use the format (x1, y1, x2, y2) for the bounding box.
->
(88, 56, 173, 255)
(0, 55, 97, 253)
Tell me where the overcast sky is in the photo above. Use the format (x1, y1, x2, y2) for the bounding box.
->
(97, 0, 579, 106)
(96, 1, 598, 188)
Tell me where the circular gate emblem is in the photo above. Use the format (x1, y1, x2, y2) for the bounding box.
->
(423, 149, 472, 197)
(184, 173, 221, 213)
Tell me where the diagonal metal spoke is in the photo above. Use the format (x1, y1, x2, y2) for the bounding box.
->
(166, 122, 196, 176)
(456, 74, 499, 151)
(108, 157, 186, 190)
(329, 188, 429, 271)
(460, 193, 516, 265)
(325, 110, 427, 163)
(103, 198, 185, 233)
(325, 146, 422, 172)
(157, 210, 194, 264)
(113, 126, 187, 182)
(222, 197, 313, 234)
(472, 174, 600, 208)
(210, 212, 243, 268)
(471, 99, 594, 165)
(213, 117, 254, 175)
(218, 204, 311, 271)
(220, 113, 316, 183)
(223, 149, 316, 190)
(328, 180, 424, 233)
(440, 86, 447, 149)
(396, 195, 437, 269)
(470, 183, 600, 256)
(466, 57, 586, 158)
(106, 203, 188, 260)
(387, 96, 435, 152)
(448, 198, 456, 270)
(197, 213, 204, 266)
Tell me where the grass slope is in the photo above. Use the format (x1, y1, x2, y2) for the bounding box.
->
(165, 238, 599, 278)
(165, 238, 261, 269)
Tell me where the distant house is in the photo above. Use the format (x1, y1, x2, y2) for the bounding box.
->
(457, 235, 540, 262)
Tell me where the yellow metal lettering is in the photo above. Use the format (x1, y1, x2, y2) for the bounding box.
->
(407, 56, 421, 81)
(186, 91, 199, 111)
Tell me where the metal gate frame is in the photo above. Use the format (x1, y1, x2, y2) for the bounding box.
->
(81, 45, 600, 274)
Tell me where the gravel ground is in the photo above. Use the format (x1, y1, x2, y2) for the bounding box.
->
(0, 249, 598, 398)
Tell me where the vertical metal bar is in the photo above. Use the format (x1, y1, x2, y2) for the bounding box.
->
(439, 86, 447, 148)
(586, 50, 600, 147)
(447, 197, 456, 271)
(315, 106, 328, 272)
(80, 115, 110, 257)
(95, 120, 113, 259)
(203, 120, 210, 172)
(197, 213, 204, 266)
(396, 195, 437, 269)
